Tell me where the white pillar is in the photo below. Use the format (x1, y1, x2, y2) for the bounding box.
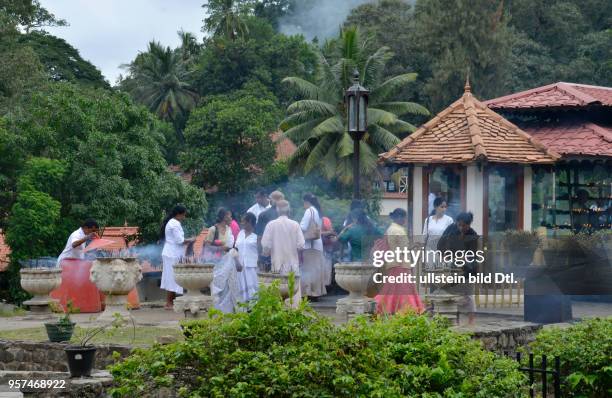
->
(412, 165, 423, 235)
(466, 164, 484, 235)
(523, 166, 532, 231)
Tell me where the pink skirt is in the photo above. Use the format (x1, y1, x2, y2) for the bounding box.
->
(375, 266, 424, 315)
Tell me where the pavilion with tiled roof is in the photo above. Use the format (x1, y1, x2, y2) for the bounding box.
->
(485, 82, 611, 233)
(379, 80, 559, 236)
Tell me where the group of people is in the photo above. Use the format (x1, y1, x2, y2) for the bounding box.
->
(160, 191, 336, 311)
(56, 190, 478, 321)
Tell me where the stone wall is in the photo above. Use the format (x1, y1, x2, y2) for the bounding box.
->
(461, 322, 542, 354)
(0, 340, 132, 372)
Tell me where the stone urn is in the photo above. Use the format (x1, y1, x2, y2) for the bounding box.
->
(424, 268, 462, 324)
(20, 268, 62, 314)
(173, 263, 214, 317)
(426, 293, 461, 324)
(257, 272, 301, 301)
(90, 257, 142, 321)
(334, 262, 377, 315)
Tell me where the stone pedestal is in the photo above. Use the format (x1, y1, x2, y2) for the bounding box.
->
(173, 263, 214, 318)
(20, 268, 62, 314)
(427, 293, 461, 324)
(334, 262, 376, 315)
(90, 258, 142, 322)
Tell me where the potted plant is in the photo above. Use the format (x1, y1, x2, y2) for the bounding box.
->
(574, 230, 611, 263)
(503, 230, 541, 267)
(44, 300, 78, 343)
(65, 312, 135, 378)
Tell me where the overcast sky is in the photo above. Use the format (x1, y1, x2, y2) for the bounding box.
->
(40, 0, 206, 85)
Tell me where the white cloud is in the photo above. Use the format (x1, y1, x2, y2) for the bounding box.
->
(40, 0, 206, 85)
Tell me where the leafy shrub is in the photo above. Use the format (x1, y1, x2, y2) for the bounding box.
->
(110, 285, 526, 397)
(527, 318, 612, 398)
(503, 230, 541, 250)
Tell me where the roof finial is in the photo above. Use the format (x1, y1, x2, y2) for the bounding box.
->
(464, 67, 471, 93)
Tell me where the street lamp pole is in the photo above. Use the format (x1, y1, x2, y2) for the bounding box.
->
(345, 70, 369, 200)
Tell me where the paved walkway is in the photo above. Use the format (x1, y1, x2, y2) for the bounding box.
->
(0, 297, 609, 333)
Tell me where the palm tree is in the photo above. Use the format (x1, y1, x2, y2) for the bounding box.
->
(121, 41, 198, 141)
(280, 27, 429, 184)
(202, 0, 249, 41)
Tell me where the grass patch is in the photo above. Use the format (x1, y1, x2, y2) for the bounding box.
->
(0, 307, 27, 317)
(0, 326, 183, 346)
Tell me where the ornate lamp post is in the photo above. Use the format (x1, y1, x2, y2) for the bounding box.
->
(345, 70, 369, 199)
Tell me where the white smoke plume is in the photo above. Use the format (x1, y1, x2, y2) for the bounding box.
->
(279, 0, 374, 41)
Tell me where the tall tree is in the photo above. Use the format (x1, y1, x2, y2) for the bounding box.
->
(2, 82, 207, 241)
(120, 41, 198, 141)
(193, 15, 316, 109)
(280, 27, 429, 185)
(16, 32, 108, 88)
(412, 0, 512, 110)
(203, 0, 250, 41)
(181, 83, 279, 193)
(0, 0, 67, 33)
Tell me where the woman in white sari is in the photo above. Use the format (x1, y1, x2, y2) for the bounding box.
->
(235, 212, 259, 302)
(211, 249, 242, 313)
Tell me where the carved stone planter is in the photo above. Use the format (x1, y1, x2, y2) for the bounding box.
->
(90, 258, 142, 321)
(20, 268, 62, 314)
(257, 272, 299, 299)
(173, 263, 214, 317)
(334, 262, 376, 315)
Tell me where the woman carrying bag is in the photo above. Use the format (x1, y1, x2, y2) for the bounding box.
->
(299, 193, 327, 300)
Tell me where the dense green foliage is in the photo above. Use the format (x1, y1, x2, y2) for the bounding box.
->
(527, 318, 612, 398)
(110, 285, 526, 397)
(119, 40, 198, 141)
(3, 83, 206, 240)
(193, 15, 316, 108)
(0, 0, 66, 33)
(346, 0, 611, 111)
(181, 83, 279, 193)
(16, 32, 108, 88)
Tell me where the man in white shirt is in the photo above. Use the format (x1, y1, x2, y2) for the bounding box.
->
(261, 200, 304, 305)
(56, 219, 99, 267)
(246, 190, 271, 221)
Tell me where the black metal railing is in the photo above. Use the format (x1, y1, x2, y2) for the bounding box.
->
(505, 352, 561, 398)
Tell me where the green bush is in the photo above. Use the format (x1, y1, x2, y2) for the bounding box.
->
(110, 286, 526, 397)
(527, 318, 612, 398)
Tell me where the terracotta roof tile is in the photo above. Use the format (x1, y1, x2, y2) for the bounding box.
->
(380, 83, 559, 165)
(0, 229, 10, 272)
(99, 226, 140, 251)
(190, 228, 208, 258)
(524, 123, 612, 157)
(484, 82, 612, 110)
(271, 131, 297, 161)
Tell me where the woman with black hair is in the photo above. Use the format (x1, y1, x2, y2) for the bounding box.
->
(338, 208, 383, 262)
(235, 212, 259, 302)
(203, 208, 235, 261)
(299, 193, 326, 299)
(437, 211, 479, 324)
(161, 205, 195, 310)
(422, 197, 454, 270)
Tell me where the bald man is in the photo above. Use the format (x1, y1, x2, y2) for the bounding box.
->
(256, 190, 284, 270)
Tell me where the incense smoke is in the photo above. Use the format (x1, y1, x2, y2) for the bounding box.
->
(278, 0, 373, 41)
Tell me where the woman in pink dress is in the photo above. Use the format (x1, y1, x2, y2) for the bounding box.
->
(375, 208, 424, 315)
